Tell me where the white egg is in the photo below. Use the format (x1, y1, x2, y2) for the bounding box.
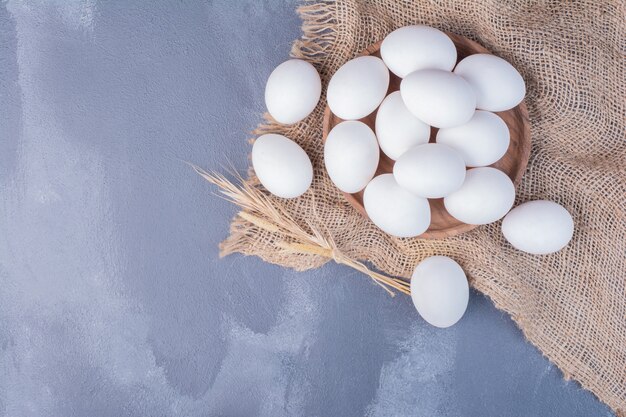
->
(363, 174, 431, 238)
(436, 110, 510, 167)
(375, 92, 431, 160)
(252, 134, 313, 198)
(410, 256, 469, 328)
(380, 25, 457, 78)
(444, 167, 515, 224)
(502, 200, 574, 255)
(327, 56, 390, 120)
(324, 121, 380, 193)
(400, 69, 476, 128)
(264, 59, 321, 125)
(454, 54, 526, 112)
(393, 143, 466, 198)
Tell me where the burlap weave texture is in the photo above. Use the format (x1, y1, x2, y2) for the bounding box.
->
(220, 1, 626, 413)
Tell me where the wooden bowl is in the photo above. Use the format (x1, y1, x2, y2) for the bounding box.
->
(322, 33, 531, 239)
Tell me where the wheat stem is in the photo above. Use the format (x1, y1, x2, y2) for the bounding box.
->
(192, 165, 411, 296)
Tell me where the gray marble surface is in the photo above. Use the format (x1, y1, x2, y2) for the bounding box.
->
(0, 1, 614, 416)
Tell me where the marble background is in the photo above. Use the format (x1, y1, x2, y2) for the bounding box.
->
(0, 1, 614, 416)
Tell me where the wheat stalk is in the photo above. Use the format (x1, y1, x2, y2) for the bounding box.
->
(192, 165, 411, 296)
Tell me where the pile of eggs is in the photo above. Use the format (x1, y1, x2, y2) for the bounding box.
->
(253, 25, 575, 328)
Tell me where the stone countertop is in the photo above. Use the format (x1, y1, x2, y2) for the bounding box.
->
(0, 1, 614, 416)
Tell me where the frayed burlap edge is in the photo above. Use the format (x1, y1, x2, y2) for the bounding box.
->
(219, 1, 341, 271)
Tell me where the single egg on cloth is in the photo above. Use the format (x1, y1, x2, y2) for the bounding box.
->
(410, 256, 469, 328)
(436, 110, 510, 167)
(502, 200, 574, 255)
(400, 69, 476, 128)
(393, 143, 466, 198)
(252, 134, 313, 198)
(327, 56, 390, 120)
(375, 91, 431, 160)
(380, 25, 457, 78)
(444, 167, 515, 224)
(454, 53, 525, 112)
(324, 121, 380, 193)
(264, 59, 321, 125)
(363, 174, 431, 238)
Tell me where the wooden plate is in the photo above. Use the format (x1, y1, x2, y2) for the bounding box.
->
(322, 33, 531, 239)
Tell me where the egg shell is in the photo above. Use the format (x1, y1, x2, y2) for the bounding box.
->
(400, 69, 477, 128)
(454, 54, 526, 112)
(502, 200, 574, 255)
(375, 91, 431, 160)
(436, 110, 510, 167)
(327, 56, 390, 120)
(444, 167, 515, 225)
(324, 121, 380, 193)
(393, 143, 466, 198)
(252, 134, 313, 198)
(363, 174, 431, 238)
(380, 25, 457, 78)
(264, 59, 321, 125)
(410, 256, 469, 328)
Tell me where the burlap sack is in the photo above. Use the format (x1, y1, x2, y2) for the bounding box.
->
(220, 0, 626, 413)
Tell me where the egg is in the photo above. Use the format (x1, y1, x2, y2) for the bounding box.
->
(410, 256, 469, 328)
(393, 143, 466, 198)
(444, 167, 515, 224)
(327, 56, 390, 120)
(380, 25, 457, 78)
(264, 59, 321, 125)
(400, 69, 476, 128)
(324, 121, 380, 193)
(252, 134, 313, 198)
(363, 174, 431, 237)
(454, 54, 525, 112)
(502, 200, 574, 255)
(375, 92, 431, 160)
(436, 110, 510, 167)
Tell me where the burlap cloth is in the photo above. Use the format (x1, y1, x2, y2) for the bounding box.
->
(221, 0, 626, 412)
